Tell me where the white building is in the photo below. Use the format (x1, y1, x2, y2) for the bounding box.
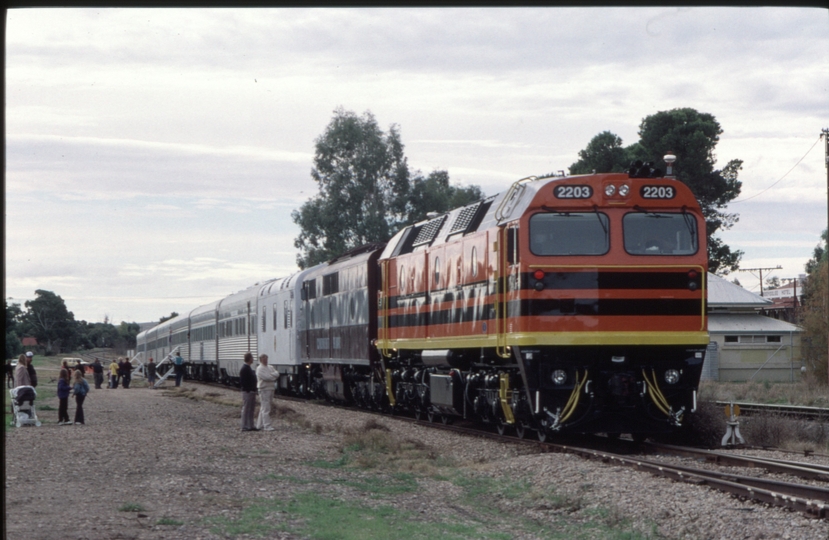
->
(705, 273, 803, 382)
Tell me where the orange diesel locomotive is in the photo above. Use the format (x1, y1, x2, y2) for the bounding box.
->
(375, 161, 707, 439)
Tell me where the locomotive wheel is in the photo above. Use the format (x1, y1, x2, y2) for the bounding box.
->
(414, 408, 423, 421)
(496, 423, 508, 436)
(427, 411, 436, 423)
(536, 429, 547, 442)
(441, 415, 452, 425)
(515, 424, 526, 439)
(631, 433, 648, 443)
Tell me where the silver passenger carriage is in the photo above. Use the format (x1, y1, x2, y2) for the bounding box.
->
(256, 266, 322, 393)
(216, 282, 272, 384)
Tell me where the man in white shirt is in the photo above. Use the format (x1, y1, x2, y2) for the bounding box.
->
(255, 354, 278, 431)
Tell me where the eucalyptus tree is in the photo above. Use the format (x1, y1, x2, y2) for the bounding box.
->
(293, 108, 484, 269)
(293, 108, 411, 268)
(568, 108, 743, 274)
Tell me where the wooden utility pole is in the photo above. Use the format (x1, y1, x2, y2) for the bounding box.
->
(823, 128, 829, 384)
(739, 266, 782, 297)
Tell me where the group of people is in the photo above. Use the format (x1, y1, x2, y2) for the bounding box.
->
(239, 352, 279, 432)
(57, 365, 90, 425)
(7, 351, 89, 426)
(12, 351, 38, 388)
(108, 357, 134, 389)
(7, 350, 281, 431)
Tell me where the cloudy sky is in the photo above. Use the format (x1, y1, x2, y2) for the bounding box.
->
(5, 7, 828, 324)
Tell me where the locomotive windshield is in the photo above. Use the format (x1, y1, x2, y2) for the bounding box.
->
(529, 212, 609, 255)
(623, 212, 698, 255)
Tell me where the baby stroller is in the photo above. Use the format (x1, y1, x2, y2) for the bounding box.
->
(10, 386, 42, 427)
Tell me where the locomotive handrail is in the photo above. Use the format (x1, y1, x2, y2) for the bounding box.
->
(378, 259, 391, 358)
(130, 351, 145, 378)
(495, 227, 510, 358)
(494, 176, 536, 222)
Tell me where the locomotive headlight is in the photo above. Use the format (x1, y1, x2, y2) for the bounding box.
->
(552, 369, 568, 385)
(618, 184, 630, 196)
(604, 184, 616, 196)
(664, 369, 680, 385)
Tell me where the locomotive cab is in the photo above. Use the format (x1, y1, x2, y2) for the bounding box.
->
(503, 170, 707, 435)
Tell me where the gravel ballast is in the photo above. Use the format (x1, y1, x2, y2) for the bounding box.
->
(5, 381, 829, 540)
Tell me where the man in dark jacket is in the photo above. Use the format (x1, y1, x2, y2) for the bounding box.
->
(146, 358, 157, 389)
(91, 358, 104, 389)
(239, 352, 258, 431)
(122, 358, 132, 389)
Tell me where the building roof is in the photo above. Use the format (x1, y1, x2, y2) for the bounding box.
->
(709, 313, 801, 334)
(707, 272, 772, 309)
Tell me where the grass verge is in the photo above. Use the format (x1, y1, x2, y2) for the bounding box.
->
(210, 418, 657, 539)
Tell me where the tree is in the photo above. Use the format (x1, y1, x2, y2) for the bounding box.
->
(568, 131, 629, 175)
(568, 108, 743, 274)
(293, 108, 485, 269)
(22, 290, 77, 355)
(805, 229, 827, 275)
(799, 260, 827, 384)
(799, 230, 828, 385)
(159, 312, 179, 324)
(293, 108, 412, 268)
(406, 170, 485, 224)
(5, 299, 24, 359)
(81, 321, 120, 349)
(116, 321, 141, 351)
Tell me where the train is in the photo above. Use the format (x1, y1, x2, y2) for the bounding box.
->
(137, 161, 708, 440)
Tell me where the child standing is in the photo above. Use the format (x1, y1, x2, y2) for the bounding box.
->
(71, 369, 89, 425)
(57, 369, 71, 425)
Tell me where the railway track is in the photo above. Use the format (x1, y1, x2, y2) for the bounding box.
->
(301, 398, 829, 518)
(183, 381, 829, 519)
(418, 416, 829, 519)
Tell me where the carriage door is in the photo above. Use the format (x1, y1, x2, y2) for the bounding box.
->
(246, 301, 251, 352)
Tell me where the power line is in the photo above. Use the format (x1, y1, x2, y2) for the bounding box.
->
(730, 135, 822, 204)
(738, 265, 782, 297)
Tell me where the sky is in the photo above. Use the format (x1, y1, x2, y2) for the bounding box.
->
(5, 7, 829, 324)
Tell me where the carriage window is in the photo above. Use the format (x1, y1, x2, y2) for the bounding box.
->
(530, 213, 609, 255)
(624, 212, 697, 255)
(470, 247, 478, 278)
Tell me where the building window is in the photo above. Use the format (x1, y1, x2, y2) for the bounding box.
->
(724, 336, 738, 343)
(767, 335, 781, 343)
